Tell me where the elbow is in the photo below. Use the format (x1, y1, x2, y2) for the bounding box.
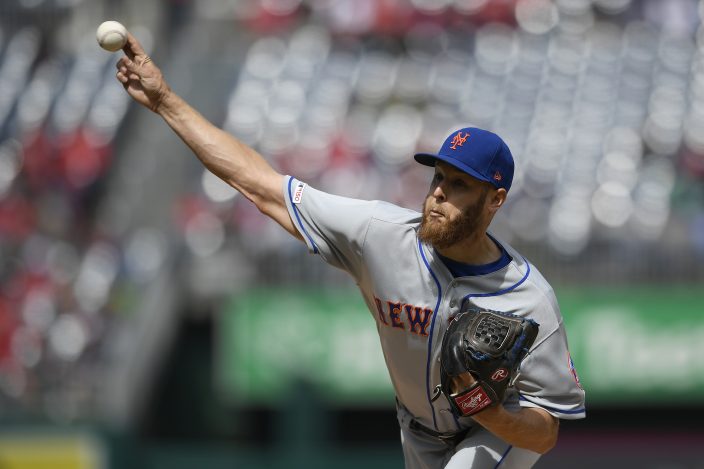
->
(536, 435, 557, 455)
(230, 172, 284, 213)
(535, 418, 559, 454)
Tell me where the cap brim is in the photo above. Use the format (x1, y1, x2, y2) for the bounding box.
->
(414, 153, 492, 185)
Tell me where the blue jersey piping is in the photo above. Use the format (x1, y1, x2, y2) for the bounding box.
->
(519, 394, 586, 415)
(460, 256, 531, 306)
(418, 238, 443, 431)
(287, 177, 318, 254)
(495, 445, 513, 468)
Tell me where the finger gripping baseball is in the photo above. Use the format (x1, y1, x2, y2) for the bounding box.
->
(439, 307, 539, 417)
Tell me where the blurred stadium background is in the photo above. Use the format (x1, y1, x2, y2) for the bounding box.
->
(1, 0, 703, 467)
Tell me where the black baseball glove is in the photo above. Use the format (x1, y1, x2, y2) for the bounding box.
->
(436, 306, 539, 418)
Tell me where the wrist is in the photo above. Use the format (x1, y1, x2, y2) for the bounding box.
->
(153, 83, 175, 114)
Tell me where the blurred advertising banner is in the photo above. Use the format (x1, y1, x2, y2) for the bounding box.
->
(218, 287, 704, 406)
(218, 289, 393, 406)
(0, 433, 105, 469)
(559, 287, 704, 405)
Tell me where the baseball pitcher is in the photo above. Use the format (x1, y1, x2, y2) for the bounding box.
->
(115, 33, 585, 468)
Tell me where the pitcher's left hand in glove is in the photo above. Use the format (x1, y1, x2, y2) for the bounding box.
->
(436, 306, 539, 418)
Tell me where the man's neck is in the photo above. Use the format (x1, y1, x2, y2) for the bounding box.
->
(434, 232, 501, 265)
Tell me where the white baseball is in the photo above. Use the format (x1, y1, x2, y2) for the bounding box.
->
(96, 20, 128, 52)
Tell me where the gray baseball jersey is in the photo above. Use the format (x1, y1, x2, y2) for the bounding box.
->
(283, 176, 586, 467)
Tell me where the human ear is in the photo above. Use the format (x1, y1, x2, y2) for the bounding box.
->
(488, 188, 507, 213)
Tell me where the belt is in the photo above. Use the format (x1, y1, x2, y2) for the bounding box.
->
(408, 418, 472, 447)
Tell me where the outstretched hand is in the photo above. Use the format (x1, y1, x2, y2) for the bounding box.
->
(116, 33, 169, 112)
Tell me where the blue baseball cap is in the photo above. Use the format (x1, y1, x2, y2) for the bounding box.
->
(414, 127, 514, 192)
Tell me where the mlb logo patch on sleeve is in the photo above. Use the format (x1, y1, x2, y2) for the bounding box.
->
(293, 181, 306, 204)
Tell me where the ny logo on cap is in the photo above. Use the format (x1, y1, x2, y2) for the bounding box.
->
(450, 131, 470, 150)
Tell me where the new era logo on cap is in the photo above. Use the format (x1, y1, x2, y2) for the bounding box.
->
(414, 127, 514, 192)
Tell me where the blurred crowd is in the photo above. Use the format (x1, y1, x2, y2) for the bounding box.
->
(182, 0, 704, 276)
(214, 0, 704, 255)
(0, 18, 134, 420)
(1, 0, 703, 424)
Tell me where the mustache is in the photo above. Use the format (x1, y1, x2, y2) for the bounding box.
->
(424, 202, 446, 216)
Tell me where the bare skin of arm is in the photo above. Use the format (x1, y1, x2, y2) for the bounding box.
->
(471, 403, 559, 454)
(453, 373, 559, 454)
(115, 33, 301, 240)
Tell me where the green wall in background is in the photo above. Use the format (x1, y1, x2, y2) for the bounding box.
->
(218, 287, 704, 406)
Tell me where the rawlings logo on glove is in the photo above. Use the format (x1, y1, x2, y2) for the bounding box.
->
(454, 387, 492, 414)
(436, 306, 539, 418)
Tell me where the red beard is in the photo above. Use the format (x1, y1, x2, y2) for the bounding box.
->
(418, 193, 487, 249)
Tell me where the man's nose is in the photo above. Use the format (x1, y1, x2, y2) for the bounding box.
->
(432, 183, 446, 201)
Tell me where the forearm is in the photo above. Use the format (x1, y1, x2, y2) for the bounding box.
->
(156, 90, 280, 205)
(155, 89, 300, 237)
(471, 406, 559, 454)
(116, 33, 298, 236)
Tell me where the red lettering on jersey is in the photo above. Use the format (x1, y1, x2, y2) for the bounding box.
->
(404, 305, 434, 337)
(373, 297, 388, 325)
(374, 297, 435, 336)
(387, 301, 405, 329)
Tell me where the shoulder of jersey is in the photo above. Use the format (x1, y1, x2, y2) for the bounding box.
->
(370, 201, 422, 225)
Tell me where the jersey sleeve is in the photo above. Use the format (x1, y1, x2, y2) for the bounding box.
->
(282, 176, 376, 278)
(514, 313, 586, 420)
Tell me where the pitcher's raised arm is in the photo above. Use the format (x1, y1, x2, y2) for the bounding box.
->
(115, 32, 300, 240)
